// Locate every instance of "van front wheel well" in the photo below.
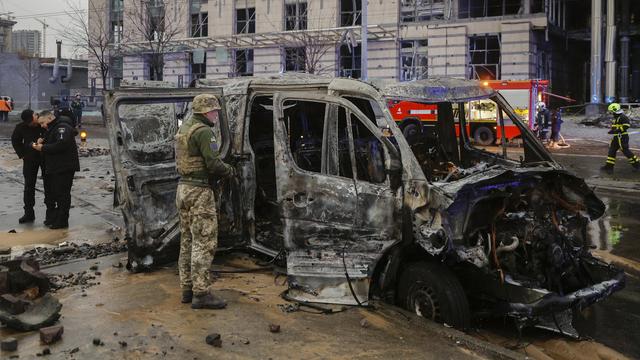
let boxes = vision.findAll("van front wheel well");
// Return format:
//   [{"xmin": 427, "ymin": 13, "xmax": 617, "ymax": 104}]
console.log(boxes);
[{"xmin": 396, "ymin": 261, "xmax": 471, "ymax": 330}]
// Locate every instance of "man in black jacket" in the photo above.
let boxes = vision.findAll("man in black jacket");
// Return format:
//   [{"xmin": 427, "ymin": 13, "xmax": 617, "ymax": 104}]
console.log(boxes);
[
  {"xmin": 32, "ymin": 110, "xmax": 80, "ymax": 229},
  {"xmin": 11, "ymin": 109, "xmax": 53, "ymax": 224}
]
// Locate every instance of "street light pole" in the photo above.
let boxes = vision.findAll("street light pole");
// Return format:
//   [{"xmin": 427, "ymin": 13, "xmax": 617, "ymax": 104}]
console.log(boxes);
[{"xmin": 361, "ymin": 0, "xmax": 368, "ymax": 80}]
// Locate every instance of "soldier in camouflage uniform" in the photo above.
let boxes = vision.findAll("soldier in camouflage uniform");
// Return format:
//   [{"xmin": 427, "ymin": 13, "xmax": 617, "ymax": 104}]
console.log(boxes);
[{"xmin": 175, "ymin": 94, "xmax": 234, "ymax": 309}]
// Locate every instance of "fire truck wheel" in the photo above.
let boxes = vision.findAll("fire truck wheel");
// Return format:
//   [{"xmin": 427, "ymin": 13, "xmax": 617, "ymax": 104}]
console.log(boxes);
[
  {"xmin": 402, "ymin": 122, "xmax": 421, "ymax": 145},
  {"xmin": 474, "ymin": 126, "xmax": 495, "ymax": 146}
]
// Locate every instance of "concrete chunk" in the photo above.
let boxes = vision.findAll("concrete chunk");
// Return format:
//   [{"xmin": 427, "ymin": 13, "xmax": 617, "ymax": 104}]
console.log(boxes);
[
  {"xmin": 39, "ymin": 325, "xmax": 64, "ymax": 344},
  {"xmin": 1, "ymin": 337, "xmax": 18, "ymax": 351}
]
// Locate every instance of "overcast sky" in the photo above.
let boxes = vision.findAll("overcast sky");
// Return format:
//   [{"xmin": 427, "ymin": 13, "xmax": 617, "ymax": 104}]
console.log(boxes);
[{"xmin": 1, "ymin": 0, "xmax": 87, "ymax": 58}]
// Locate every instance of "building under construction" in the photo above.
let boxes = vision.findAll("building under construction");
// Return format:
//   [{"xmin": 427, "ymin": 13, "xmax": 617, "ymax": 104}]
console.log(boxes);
[{"xmin": 89, "ymin": 0, "xmax": 640, "ymax": 105}]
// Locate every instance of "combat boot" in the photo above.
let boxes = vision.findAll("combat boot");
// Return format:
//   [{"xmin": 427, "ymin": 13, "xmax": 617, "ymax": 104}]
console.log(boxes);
[
  {"xmin": 600, "ymin": 164, "xmax": 614, "ymax": 175},
  {"xmin": 18, "ymin": 209, "xmax": 35, "ymax": 224},
  {"xmin": 44, "ymin": 208, "xmax": 55, "ymax": 226},
  {"xmin": 181, "ymin": 289, "xmax": 193, "ymax": 304},
  {"xmin": 191, "ymin": 291, "xmax": 227, "ymax": 309},
  {"xmin": 633, "ymin": 162, "xmax": 640, "ymax": 172}
]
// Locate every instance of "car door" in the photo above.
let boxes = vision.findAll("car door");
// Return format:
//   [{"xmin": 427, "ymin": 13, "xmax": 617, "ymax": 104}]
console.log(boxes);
[
  {"xmin": 104, "ymin": 87, "xmax": 237, "ymax": 271},
  {"xmin": 272, "ymin": 92, "xmax": 400, "ymax": 305}
]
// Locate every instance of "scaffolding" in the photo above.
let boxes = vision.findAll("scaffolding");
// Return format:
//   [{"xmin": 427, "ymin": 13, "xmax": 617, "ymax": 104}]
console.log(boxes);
[{"xmin": 114, "ymin": 24, "xmax": 397, "ymax": 55}]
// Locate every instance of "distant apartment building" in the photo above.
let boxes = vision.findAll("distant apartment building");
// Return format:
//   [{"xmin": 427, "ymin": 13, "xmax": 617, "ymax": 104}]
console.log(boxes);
[
  {"xmin": 0, "ymin": 17, "xmax": 17, "ymax": 53},
  {"xmin": 12, "ymin": 30, "xmax": 42, "ymax": 57},
  {"xmin": 88, "ymin": 0, "xmax": 640, "ymax": 103}
]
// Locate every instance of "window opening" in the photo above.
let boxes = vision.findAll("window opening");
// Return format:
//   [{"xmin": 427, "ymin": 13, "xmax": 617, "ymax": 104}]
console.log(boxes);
[
  {"xmin": 340, "ymin": 0, "xmax": 362, "ymax": 26},
  {"xmin": 351, "ymin": 114, "xmax": 386, "ymax": 183},
  {"xmin": 234, "ymin": 49, "xmax": 254, "ymax": 76},
  {"xmin": 284, "ymin": 47, "xmax": 306, "ymax": 72},
  {"xmin": 339, "ymin": 44, "xmax": 361, "ymax": 78},
  {"xmin": 468, "ymin": 35, "xmax": 500, "ymax": 80},
  {"xmin": 235, "ymin": 2, "xmax": 256, "ymax": 34},
  {"xmin": 283, "ymin": 100, "xmax": 327, "ymax": 173},
  {"xmin": 400, "ymin": 0, "xmax": 445, "ymax": 22},
  {"xmin": 190, "ymin": 51, "xmax": 207, "ymax": 81},
  {"xmin": 400, "ymin": 40, "xmax": 428, "ymax": 81},
  {"xmin": 285, "ymin": 1, "xmax": 307, "ymax": 30},
  {"xmin": 459, "ymin": 0, "xmax": 523, "ymax": 18}
]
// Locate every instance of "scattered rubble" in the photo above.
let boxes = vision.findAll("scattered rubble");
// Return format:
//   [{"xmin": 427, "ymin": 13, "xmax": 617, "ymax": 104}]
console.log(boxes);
[
  {"xmin": 1, "ymin": 337, "xmax": 18, "ymax": 351},
  {"xmin": 205, "ymin": 333, "xmax": 222, "ymax": 347},
  {"xmin": 360, "ymin": 318, "xmax": 370, "ymax": 328},
  {"xmin": 268, "ymin": 324, "xmax": 281, "ymax": 333},
  {"xmin": 39, "ymin": 325, "xmax": 64, "ymax": 344},
  {"xmin": 92, "ymin": 338, "xmax": 104, "ymax": 346},
  {"xmin": 49, "ymin": 271, "xmax": 99, "ymax": 291},
  {"xmin": 22, "ymin": 242, "xmax": 127, "ymax": 265},
  {"xmin": 78, "ymin": 147, "xmax": 111, "ymax": 157},
  {"xmin": 579, "ymin": 112, "xmax": 640, "ymax": 128},
  {"xmin": 0, "ymin": 260, "xmax": 62, "ymax": 331}
]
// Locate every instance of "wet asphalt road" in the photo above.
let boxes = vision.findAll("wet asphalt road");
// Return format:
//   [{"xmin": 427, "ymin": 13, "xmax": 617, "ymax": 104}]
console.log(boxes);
[
  {"xmin": 554, "ymin": 153, "xmax": 640, "ymax": 359},
  {"xmin": 2, "ymin": 119, "xmax": 640, "ymax": 358}
]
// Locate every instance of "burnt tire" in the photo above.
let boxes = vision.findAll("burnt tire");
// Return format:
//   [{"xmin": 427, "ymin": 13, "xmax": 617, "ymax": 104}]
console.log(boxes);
[
  {"xmin": 397, "ymin": 262, "xmax": 471, "ymax": 330},
  {"xmin": 473, "ymin": 126, "xmax": 494, "ymax": 146},
  {"xmin": 402, "ymin": 122, "xmax": 421, "ymax": 146}
]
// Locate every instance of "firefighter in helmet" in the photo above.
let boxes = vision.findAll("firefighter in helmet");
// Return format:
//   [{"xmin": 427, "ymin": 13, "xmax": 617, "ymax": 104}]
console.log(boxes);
[{"xmin": 601, "ymin": 103, "xmax": 639, "ymax": 174}]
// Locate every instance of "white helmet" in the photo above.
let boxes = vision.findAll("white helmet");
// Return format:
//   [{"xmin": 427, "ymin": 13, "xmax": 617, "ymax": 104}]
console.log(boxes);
[{"xmin": 537, "ymin": 101, "xmax": 546, "ymax": 110}]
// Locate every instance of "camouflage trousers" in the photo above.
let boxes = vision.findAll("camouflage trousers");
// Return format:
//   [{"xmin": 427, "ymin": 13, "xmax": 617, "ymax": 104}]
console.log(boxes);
[{"xmin": 176, "ymin": 183, "xmax": 218, "ymax": 296}]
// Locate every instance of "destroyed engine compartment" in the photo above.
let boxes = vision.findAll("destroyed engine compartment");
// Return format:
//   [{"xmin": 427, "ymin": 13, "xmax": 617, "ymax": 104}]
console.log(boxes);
[{"xmin": 434, "ymin": 168, "xmax": 625, "ymax": 322}]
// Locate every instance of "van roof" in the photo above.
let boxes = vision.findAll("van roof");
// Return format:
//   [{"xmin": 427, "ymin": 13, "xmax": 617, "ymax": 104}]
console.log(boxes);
[{"xmin": 195, "ymin": 74, "xmax": 495, "ymax": 103}]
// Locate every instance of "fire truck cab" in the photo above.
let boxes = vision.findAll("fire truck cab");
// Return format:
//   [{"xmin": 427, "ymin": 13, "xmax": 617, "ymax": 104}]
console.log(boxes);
[{"xmin": 389, "ymin": 79, "xmax": 548, "ymax": 146}]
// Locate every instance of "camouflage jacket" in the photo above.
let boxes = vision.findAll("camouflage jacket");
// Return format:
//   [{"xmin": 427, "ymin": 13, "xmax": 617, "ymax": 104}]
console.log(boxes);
[{"xmin": 176, "ymin": 113, "xmax": 233, "ymax": 187}]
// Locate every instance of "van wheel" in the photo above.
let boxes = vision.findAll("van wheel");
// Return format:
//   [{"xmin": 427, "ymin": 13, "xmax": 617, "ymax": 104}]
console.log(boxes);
[
  {"xmin": 474, "ymin": 126, "xmax": 494, "ymax": 146},
  {"xmin": 402, "ymin": 122, "xmax": 421, "ymax": 145},
  {"xmin": 397, "ymin": 262, "xmax": 471, "ymax": 330}
]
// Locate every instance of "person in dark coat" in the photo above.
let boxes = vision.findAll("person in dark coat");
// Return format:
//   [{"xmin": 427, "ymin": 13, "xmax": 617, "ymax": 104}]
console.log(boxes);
[
  {"xmin": 11, "ymin": 109, "xmax": 54, "ymax": 223},
  {"xmin": 70, "ymin": 93, "xmax": 84, "ymax": 128},
  {"xmin": 32, "ymin": 110, "xmax": 80, "ymax": 229}
]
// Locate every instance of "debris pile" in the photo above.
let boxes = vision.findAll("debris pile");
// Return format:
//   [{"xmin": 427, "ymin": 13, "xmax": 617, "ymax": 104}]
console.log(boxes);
[
  {"xmin": 78, "ymin": 147, "xmax": 111, "ymax": 157},
  {"xmin": 22, "ymin": 242, "xmax": 127, "ymax": 265},
  {"xmin": 579, "ymin": 113, "xmax": 640, "ymax": 128},
  {"xmin": 0, "ymin": 259, "xmax": 62, "ymax": 331},
  {"xmin": 48, "ymin": 270, "xmax": 99, "ymax": 291}
]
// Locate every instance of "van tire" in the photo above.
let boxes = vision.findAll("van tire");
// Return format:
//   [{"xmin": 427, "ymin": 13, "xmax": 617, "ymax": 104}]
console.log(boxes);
[
  {"xmin": 473, "ymin": 126, "xmax": 494, "ymax": 146},
  {"xmin": 402, "ymin": 122, "xmax": 421, "ymax": 145},
  {"xmin": 397, "ymin": 262, "xmax": 471, "ymax": 330}
]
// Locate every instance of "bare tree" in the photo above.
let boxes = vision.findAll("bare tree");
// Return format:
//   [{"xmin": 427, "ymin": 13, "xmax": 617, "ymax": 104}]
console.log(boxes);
[
  {"xmin": 261, "ymin": 5, "xmax": 339, "ymax": 75},
  {"xmin": 62, "ymin": 0, "xmax": 112, "ymax": 90},
  {"xmin": 284, "ymin": 30, "xmax": 336, "ymax": 75},
  {"xmin": 14, "ymin": 53, "xmax": 40, "ymax": 109},
  {"xmin": 125, "ymin": 0, "xmax": 185, "ymax": 81}
]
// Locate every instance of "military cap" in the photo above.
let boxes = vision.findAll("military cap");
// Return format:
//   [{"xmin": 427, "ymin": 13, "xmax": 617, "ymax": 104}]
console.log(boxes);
[{"xmin": 192, "ymin": 94, "xmax": 221, "ymax": 114}]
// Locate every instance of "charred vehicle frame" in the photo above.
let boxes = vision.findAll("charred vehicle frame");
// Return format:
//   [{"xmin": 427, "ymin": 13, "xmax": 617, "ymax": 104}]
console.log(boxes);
[{"xmin": 104, "ymin": 75, "xmax": 624, "ymax": 335}]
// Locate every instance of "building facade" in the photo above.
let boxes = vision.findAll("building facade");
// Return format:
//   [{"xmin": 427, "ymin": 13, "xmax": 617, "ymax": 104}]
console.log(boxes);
[
  {"xmin": 0, "ymin": 17, "xmax": 17, "ymax": 53},
  {"xmin": 12, "ymin": 30, "xmax": 42, "ymax": 57},
  {"xmin": 88, "ymin": 0, "xmax": 640, "ymax": 103}
]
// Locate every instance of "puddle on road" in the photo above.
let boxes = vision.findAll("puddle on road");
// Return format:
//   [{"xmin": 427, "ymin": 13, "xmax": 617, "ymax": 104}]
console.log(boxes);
[
  {"xmin": 576, "ymin": 192, "xmax": 640, "ymax": 359},
  {"xmin": 588, "ymin": 193, "xmax": 640, "ymax": 263}
]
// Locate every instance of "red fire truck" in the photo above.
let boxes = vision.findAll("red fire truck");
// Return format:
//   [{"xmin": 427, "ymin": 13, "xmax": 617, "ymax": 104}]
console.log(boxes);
[{"xmin": 389, "ymin": 80, "xmax": 549, "ymax": 145}]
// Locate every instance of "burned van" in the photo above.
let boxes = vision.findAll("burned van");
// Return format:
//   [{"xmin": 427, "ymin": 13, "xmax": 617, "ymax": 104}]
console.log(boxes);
[{"xmin": 105, "ymin": 75, "xmax": 623, "ymax": 334}]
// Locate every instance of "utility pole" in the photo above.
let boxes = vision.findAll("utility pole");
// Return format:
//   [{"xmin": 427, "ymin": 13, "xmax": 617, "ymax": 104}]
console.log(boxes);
[
  {"xmin": 361, "ymin": 0, "xmax": 368, "ymax": 80},
  {"xmin": 588, "ymin": 0, "xmax": 603, "ymax": 115},
  {"xmin": 604, "ymin": 0, "xmax": 616, "ymax": 104},
  {"xmin": 35, "ymin": 19, "xmax": 49, "ymax": 57}
]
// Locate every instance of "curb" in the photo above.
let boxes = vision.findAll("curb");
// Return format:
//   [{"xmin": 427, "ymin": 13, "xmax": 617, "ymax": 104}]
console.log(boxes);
[{"xmin": 372, "ymin": 304, "xmax": 526, "ymax": 360}]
